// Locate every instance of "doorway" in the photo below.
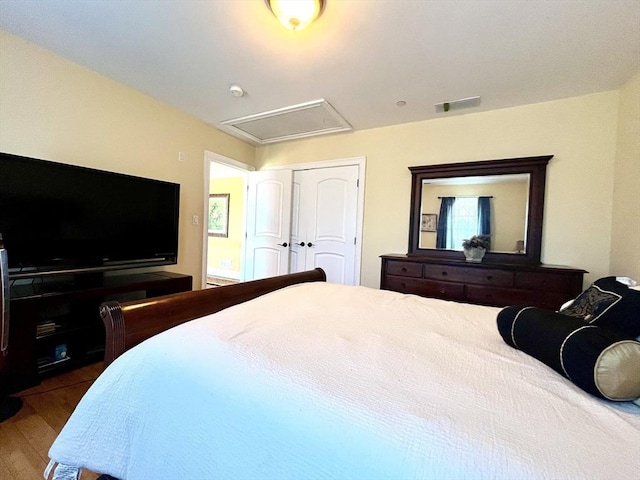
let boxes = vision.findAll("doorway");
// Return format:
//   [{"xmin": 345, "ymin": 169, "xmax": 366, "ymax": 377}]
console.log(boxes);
[{"xmin": 203, "ymin": 152, "xmax": 253, "ymax": 288}]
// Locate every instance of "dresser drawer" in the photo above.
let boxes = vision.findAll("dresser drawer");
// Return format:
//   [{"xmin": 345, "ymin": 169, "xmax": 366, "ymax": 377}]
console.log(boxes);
[
  {"xmin": 423, "ymin": 264, "xmax": 514, "ymax": 287},
  {"xmin": 466, "ymin": 285, "xmax": 577, "ymax": 309},
  {"xmin": 465, "ymin": 285, "xmax": 535, "ymax": 307},
  {"xmin": 385, "ymin": 260, "xmax": 423, "ymax": 278},
  {"xmin": 383, "ymin": 276, "xmax": 465, "ymax": 301},
  {"xmin": 514, "ymin": 271, "xmax": 581, "ymax": 293}
]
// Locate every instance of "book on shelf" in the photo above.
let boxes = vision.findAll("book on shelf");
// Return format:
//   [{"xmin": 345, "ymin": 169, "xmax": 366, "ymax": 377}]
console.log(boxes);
[{"xmin": 36, "ymin": 321, "xmax": 58, "ymax": 336}]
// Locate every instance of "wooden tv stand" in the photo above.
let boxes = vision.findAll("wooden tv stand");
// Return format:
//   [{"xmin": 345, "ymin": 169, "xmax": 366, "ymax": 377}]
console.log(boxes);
[{"xmin": 4, "ymin": 271, "xmax": 192, "ymax": 394}]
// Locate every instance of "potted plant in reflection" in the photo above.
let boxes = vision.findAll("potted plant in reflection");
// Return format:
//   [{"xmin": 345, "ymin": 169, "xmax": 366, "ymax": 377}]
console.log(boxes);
[{"xmin": 462, "ymin": 235, "xmax": 490, "ymax": 263}]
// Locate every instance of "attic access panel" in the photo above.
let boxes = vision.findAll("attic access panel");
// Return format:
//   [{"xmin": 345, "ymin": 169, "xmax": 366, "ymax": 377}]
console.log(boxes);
[{"xmin": 221, "ymin": 99, "xmax": 352, "ymax": 145}]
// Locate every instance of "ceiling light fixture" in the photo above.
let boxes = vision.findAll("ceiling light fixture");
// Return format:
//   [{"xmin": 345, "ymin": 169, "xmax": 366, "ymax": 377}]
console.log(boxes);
[{"xmin": 265, "ymin": 0, "xmax": 325, "ymax": 31}]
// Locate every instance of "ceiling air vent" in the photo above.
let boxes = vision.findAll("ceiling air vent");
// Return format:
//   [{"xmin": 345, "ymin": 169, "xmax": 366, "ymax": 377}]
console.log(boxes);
[
  {"xmin": 435, "ymin": 96, "xmax": 481, "ymax": 113},
  {"xmin": 221, "ymin": 99, "xmax": 352, "ymax": 145}
]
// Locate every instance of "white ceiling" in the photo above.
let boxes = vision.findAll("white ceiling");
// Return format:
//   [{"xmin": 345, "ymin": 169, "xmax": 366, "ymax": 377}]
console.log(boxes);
[{"xmin": 1, "ymin": 0, "xmax": 639, "ymax": 145}]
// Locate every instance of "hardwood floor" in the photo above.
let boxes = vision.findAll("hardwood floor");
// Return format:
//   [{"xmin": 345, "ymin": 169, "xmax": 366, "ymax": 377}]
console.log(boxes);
[{"xmin": 0, "ymin": 363, "xmax": 103, "ymax": 480}]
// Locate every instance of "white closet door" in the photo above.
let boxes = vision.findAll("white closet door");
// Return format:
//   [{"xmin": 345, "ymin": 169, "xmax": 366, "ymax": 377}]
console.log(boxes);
[
  {"xmin": 244, "ymin": 170, "xmax": 292, "ymax": 281},
  {"xmin": 289, "ymin": 177, "xmax": 303, "ymax": 274},
  {"xmin": 292, "ymin": 165, "xmax": 359, "ymax": 285}
]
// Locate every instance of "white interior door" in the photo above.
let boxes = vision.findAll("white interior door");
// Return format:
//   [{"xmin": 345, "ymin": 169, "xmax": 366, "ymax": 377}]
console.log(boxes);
[
  {"xmin": 289, "ymin": 178, "xmax": 303, "ymax": 274},
  {"xmin": 244, "ymin": 170, "xmax": 292, "ymax": 281},
  {"xmin": 291, "ymin": 166, "xmax": 359, "ymax": 285}
]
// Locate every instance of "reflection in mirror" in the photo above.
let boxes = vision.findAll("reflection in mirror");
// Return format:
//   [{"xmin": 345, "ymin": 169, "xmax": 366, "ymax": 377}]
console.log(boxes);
[
  {"xmin": 408, "ymin": 156, "xmax": 552, "ymax": 265},
  {"xmin": 419, "ymin": 174, "xmax": 530, "ymax": 253}
]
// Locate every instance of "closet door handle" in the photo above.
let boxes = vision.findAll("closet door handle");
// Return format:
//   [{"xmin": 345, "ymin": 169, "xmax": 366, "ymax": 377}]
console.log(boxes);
[
  {"xmin": 297, "ymin": 242, "xmax": 306, "ymax": 247},
  {"xmin": 277, "ymin": 242, "xmax": 288, "ymax": 248},
  {"xmin": 307, "ymin": 242, "xmax": 314, "ymax": 247}
]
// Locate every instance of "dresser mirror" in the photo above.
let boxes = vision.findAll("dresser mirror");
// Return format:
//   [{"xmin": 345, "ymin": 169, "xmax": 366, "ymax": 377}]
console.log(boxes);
[{"xmin": 408, "ymin": 156, "xmax": 552, "ymax": 264}]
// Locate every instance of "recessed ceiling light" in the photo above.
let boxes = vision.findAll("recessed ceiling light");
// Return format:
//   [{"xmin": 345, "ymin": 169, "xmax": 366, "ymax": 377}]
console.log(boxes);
[{"xmin": 396, "ymin": 100, "xmax": 407, "ymax": 107}]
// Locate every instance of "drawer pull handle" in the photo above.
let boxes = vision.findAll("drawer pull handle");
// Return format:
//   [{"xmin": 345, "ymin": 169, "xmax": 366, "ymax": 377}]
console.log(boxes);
[
  {"xmin": 401, "ymin": 267, "xmax": 407, "ymax": 272},
  {"xmin": 487, "ymin": 275, "xmax": 493, "ymax": 281},
  {"xmin": 439, "ymin": 288, "xmax": 445, "ymax": 294},
  {"xmin": 441, "ymin": 271, "xmax": 448, "ymax": 276},
  {"xmin": 400, "ymin": 283, "xmax": 406, "ymax": 288}
]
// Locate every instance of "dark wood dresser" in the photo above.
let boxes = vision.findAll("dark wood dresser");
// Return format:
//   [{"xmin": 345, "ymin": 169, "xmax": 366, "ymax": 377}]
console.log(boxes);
[{"xmin": 380, "ymin": 255, "xmax": 586, "ymax": 310}]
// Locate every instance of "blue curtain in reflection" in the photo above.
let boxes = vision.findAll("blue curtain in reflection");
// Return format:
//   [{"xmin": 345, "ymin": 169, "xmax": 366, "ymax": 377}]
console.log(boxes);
[
  {"xmin": 436, "ymin": 197, "xmax": 455, "ymax": 248},
  {"xmin": 477, "ymin": 196, "xmax": 491, "ymax": 247}
]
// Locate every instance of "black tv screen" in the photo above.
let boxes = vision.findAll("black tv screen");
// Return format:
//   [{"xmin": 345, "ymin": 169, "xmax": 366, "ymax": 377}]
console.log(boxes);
[{"xmin": 0, "ymin": 152, "xmax": 180, "ymax": 278}]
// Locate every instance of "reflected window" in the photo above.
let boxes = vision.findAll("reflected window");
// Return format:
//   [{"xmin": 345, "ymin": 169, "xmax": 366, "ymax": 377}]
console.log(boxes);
[
  {"xmin": 436, "ymin": 196, "xmax": 491, "ymax": 250},
  {"xmin": 451, "ymin": 197, "xmax": 478, "ymax": 249}
]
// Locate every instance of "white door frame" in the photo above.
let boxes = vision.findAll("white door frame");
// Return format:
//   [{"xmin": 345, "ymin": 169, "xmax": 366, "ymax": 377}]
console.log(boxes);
[
  {"xmin": 264, "ymin": 156, "xmax": 366, "ymax": 285},
  {"xmin": 203, "ymin": 151, "xmax": 254, "ymax": 289}
]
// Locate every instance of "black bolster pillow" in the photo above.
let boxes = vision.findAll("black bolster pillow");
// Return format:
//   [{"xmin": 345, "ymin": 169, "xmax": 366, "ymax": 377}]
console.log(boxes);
[{"xmin": 497, "ymin": 306, "xmax": 640, "ymax": 401}]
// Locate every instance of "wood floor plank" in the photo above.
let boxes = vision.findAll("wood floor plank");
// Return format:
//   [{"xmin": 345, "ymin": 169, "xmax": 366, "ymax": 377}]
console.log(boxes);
[
  {"xmin": 13, "ymin": 403, "xmax": 60, "ymax": 462},
  {"xmin": 0, "ymin": 362, "xmax": 103, "ymax": 480},
  {"xmin": 0, "ymin": 421, "xmax": 45, "ymax": 479},
  {"xmin": 54, "ymin": 380, "xmax": 95, "ymax": 409},
  {"xmin": 22, "ymin": 391, "xmax": 72, "ymax": 434},
  {"xmin": 0, "ymin": 454, "xmax": 19, "ymax": 480},
  {"xmin": 18, "ymin": 363, "xmax": 103, "ymax": 397}
]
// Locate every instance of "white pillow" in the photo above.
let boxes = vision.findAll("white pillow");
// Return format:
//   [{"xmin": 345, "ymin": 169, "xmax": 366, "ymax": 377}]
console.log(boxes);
[
  {"xmin": 616, "ymin": 276, "xmax": 638, "ymax": 287},
  {"xmin": 559, "ymin": 298, "xmax": 574, "ymax": 311}
]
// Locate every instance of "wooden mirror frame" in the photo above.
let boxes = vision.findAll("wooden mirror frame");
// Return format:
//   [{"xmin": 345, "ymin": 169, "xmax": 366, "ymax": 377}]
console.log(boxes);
[{"xmin": 408, "ymin": 155, "xmax": 552, "ymax": 265}]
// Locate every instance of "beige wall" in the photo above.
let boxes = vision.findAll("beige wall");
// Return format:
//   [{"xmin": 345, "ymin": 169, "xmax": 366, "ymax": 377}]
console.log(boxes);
[
  {"xmin": 3, "ymin": 29, "xmax": 635, "ymax": 291},
  {"xmin": 610, "ymin": 72, "xmax": 640, "ymax": 281},
  {"xmin": 257, "ymin": 92, "xmax": 620, "ymax": 288},
  {"xmin": 0, "ymin": 31, "xmax": 256, "ymax": 289},
  {"xmin": 207, "ymin": 176, "xmax": 244, "ymax": 278}
]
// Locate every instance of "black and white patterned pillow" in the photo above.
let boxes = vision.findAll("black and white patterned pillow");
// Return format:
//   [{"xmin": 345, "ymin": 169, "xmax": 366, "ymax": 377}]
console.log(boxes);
[{"xmin": 560, "ymin": 277, "xmax": 640, "ymax": 338}]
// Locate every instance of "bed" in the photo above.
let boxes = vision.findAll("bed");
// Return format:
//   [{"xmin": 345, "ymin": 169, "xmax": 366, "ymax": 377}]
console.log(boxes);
[{"xmin": 46, "ymin": 269, "xmax": 640, "ymax": 480}]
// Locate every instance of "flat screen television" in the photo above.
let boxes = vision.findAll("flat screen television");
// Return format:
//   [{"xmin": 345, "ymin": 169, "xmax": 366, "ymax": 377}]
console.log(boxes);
[{"xmin": 0, "ymin": 152, "xmax": 180, "ymax": 279}]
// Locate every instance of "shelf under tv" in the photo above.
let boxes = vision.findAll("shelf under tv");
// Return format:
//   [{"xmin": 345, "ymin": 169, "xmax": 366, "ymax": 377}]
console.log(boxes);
[{"xmin": 5, "ymin": 271, "xmax": 193, "ymax": 394}]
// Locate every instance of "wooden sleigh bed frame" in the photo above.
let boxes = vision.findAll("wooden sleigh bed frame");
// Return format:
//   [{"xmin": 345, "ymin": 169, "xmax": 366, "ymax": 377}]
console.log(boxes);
[{"xmin": 99, "ymin": 268, "xmax": 327, "ymax": 366}]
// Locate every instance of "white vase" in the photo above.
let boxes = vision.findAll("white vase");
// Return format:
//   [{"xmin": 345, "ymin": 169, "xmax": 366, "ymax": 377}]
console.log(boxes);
[{"xmin": 463, "ymin": 247, "xmax": 486, "ymax": 263}]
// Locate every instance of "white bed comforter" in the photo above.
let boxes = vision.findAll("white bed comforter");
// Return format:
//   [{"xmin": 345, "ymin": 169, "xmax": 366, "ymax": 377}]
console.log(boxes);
[{"xmin": 48, "ymin": 283, "xmax": 640, "ymax": 480}]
